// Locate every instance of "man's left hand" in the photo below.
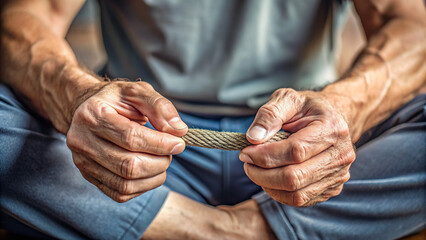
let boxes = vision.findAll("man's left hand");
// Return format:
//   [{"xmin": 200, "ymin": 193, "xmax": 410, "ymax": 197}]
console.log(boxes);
[{"xmin": 240, "ymin": 88, "xmax": 356, "ymax": 207}]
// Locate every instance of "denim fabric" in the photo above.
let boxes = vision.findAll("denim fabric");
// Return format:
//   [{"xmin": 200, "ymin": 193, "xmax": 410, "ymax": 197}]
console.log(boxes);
[
  {"xmin": 254, "ymin": 94, "xmax": 426, "ymax": 240},
  {"xmin": 1, "ymin": 83, "xmax": 425, "ymax": 239},
  {"xmin": 0, "ymin": 84, "xmax": 169, "ymax": 239}
]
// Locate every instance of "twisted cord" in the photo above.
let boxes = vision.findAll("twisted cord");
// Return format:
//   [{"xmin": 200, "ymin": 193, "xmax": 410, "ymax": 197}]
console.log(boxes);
[{"xmin": 182, "ymin": 128, "xmax": 290, "ymax": 151}]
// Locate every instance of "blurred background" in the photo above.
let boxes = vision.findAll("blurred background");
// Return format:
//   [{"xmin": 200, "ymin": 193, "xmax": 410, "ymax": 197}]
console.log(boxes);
[
  {"xmin": 66, "ymin": 0, "xmax": 106, "ymax": 72},
  {"xmin": 65, "ymin": 0, "xmax": 365, "ymax": 77}
]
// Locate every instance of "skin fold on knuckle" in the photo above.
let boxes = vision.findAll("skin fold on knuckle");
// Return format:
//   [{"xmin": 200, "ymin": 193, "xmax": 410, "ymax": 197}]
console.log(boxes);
[
  {"xmin": 73, "ymin": 157, "xmax": 86, "ymax": 171},
  {"xmin": 137, "ymin": 81, "xmax": 154, "ymax": 92},
  {"xmin": 285, "ymin": 166, "xmax": 305, "ymax": 191},
  {"xmin": 112, "ymin": 174, "xmax": 134, "ymax": 195},
  {"xmin": 290, "ymin": 140, "xmax": 306, "ymax": 163},
  {"xmin": 121, "ymin": 81, "xmax": 153, "ymax": 97},
  {"xmin": 149, "ymin": 95, "xmax": 174, "ymax": 120},
  {"xmin": 154, "ymin": 135, "xmax": 171, "ymax": 154},
  {"xmin": 139, "ymin": 155, "xmax": 169, "ymax": 178},
  {"xmin": 250, "ymin": 150, "xmax": 276, "ymax": 168},
  {"xmin": 272, "ymin": 88, "xmax": 305, "ymax": 109},
  {"xmin": 121, "ymin": 126, "xmax": 140, "ymax": 151},
  {"xmin": 142, "ymin": 130, "xmax": 177, "ymax": 155},
  {"xmin": 244, "ymin": 163, "xmax": 265, "ymax": 187},
  {"xmin": 340, "ymin": 171, "xmax": 351, "ymax": 184},
  {"xmin": 119, "ymin": 179, "xmax": 133, "ymax": 195},
  {"xmin": 142, "ymin": 172, "xmax": 167, "ymax": 192},
  {"xmin": 329, "ymin": 186, "xmax": 344, "ymax": 197},
  {"xmin": 330, "ymin": 113, "xmax": 350, "ymax": 140},
  {"xmin": 264, "ymin": 188, "xmax": 287, "ymax": 205},
  {"xmin": 335, "ymin": 146, "xmax": 356, "ymax": 167},
  {"xmin": 66, "ymin": 130, "xmax": 81, "ymax": 152},
  {"xmin": 258, "ymin": 103, "xmax": 281, "ymax": 123},
  {"xmin": 243, "ymin": 163, "xmax": 253, "ymax": 181},
  {"xmin": 66, "ymin": 132, "xmax": 97, "ymax": 158},
  {"xmin": 113, "ymin": 191, "xmax": 132, "ymax": 203},
  {"xmin": 120, "ymin": 155, "xmax": 136, "ymax": 179},
  {"xmin": 292, "ymin": 191, "xmax": 310, "ymax": 207},
  {"xmin": 85, "ymin": 99, "xmax": 112, "ymax": 129},
  {"xmin": 154, "ymin": 98, "xmax": 175, "ymax": 119}
]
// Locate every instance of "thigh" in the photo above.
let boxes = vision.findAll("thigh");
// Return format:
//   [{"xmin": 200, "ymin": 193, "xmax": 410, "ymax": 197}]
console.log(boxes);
[{"xmin": 0, "ymin": 84, "xmax": 171, "ymax": 239}]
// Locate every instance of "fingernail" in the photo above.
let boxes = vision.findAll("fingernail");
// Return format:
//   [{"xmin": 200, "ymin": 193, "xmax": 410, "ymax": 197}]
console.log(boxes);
[
  {"xmin": 239, "ymin": 153, "xmax": 253, "ymax": 163},
  {"xmin": 171, "ymin": 143, "xmax": 185, "ymax": 155},
  {"xmin": 168, "ymin": 117, "xmax": 187, "ymax": 130},
  {"xmin": 247, "ymin": 125, "xmax": 267, "ymax": 140}
]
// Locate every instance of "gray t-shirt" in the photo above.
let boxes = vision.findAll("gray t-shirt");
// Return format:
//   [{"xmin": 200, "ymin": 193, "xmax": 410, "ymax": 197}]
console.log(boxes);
[{"xmin": 99, "ymin": 0, "xmax": 350, "ymax": 115}]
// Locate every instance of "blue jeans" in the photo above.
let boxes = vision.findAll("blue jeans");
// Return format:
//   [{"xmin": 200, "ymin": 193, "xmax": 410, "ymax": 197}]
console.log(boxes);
[{"xmin": 0, "ymin": 83, "xmax": 425, "ymax": 240}]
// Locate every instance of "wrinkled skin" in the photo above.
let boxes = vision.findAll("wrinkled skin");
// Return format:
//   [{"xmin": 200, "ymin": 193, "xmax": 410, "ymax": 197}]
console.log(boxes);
[
  {"xmin": 67, "ymin": 80, "xmax": 188, "ymax": 202},
  {"xmin": 241, "ymin": 89, "xmax": 355, "ymax": 206}
]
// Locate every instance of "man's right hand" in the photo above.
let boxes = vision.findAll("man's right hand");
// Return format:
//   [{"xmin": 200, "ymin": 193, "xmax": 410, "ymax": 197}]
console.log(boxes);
[{"xmin": 66, "ymin": 80, "xmax": 187, "ymax": 202}]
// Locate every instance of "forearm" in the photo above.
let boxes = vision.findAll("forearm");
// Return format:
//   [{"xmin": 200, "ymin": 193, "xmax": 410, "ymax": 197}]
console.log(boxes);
[
  {"xmin": 0, "ymin": 5, "xmax": 104, "ymax": 133},
  {"xmin": 322, "ymin": 17, "xmax": 426, "ymax": 141},
  {"xmin": 143, "ymin": 192, "xmax": 227, "ymax": 240},
  {"xmin": 143, "ymin": 192, "xmax": 275, "ymax": 240}
]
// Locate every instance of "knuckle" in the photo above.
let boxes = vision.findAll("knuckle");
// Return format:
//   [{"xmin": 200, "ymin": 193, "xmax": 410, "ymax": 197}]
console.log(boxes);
[
  {"xmin": 73, "ymin": 158, "xmax": 85, "ymax": 170},
  {"xmin": 335, "ymin": 170, "xmax": 351, "ymax": 185},
  {"xmin": 258, "ymin": 104, "xmax": 281, "ymax": 121},
  {"xmin": 114, "ymin": 193, "xmax": 131, "ymax": 203},
  {"xmin": 342, "ymin": 171, "xmax": 351, "ymax": 183},
  {"xmin": 273, "ymin": 88, "xmax": 296, "ymax": 98},
  {"xmin": 334, "ymin": 186, "xmax": 344, "ymax": 196},
  {"xmin": 290, "ymin": 141, "xmax": 306, "ymax": 163},
  {"xmin": 331, "ymin": 115, "xmax": 350, "ymax": 138},
  {"xmin": 256, "ymin": 154, "xmax": 275, "ymax": 168},
  {"xmin": 89, "ymin": 99, "xmax": 109, "ymax": 121},
  {"xmin": 120, "ymin": 156, "xmax": 136, "ymax": 179},
  {"xmin": 118, "ymin": 179, "xmax": 133, "ymax": 195},
  {"xmin": 286, "ymin": 167, "xmax": 304, "ymax": 191},
  {"xmin": 336, "ymin": 148, "xmax": 356, "ymax": 166},
  {"xmin": 121, "ymin": 127, "xmax": 139, "ymax": 150},
  {"xmin": 264, "ymin": 189, "xmax": 285, "ymax": 204},
  {"xmin": 142, "ymin": 172, "xmax": 167, "ymax": 192},
  {"xmin": 156, "ymin": 135, "xmax": 169, "ymax": 153},
  {"xmin": 272, "ymin": 88, "xmax": 286, "ymax": 97},
  {"xmin": 272, "ymin": 88, "xmax": 303, "ymax": 105},
  {"xmin": 347, "ymin": 148, "xmax": 356, "ymax": 164},
  {"xmin": 137, "ymin": 81, "xmax": 154, "ymax": 91},
  {"xmin": 122, "ymin": 81, "xmax": 153, "ymax": 96},
  {"xmin": 292, "ymin": 191, "xmax": 308, "ymax": 207},
  {"xmin": 326, "ymin": 186, "xmax": 343, "ymax": 199},
  {"xmin": 151, "ymin": 96, "xmax": 172, "ymax": 113},
  {"xmin": 158, "ymin": 172, "xmax": 167, "ymax": 186},
  {"xmin": 75, "ymin": 104, "xmax": 98, "ymax": 127},
  {"xmin": 66, "ymin": 131, "xmax": 79, "ymax": 150}
]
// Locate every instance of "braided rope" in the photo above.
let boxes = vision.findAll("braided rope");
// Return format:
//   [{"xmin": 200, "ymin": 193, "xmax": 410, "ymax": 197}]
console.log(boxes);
[{"xmin": 182, "ymin": 128, "xmax": 291, "ymax": 151}]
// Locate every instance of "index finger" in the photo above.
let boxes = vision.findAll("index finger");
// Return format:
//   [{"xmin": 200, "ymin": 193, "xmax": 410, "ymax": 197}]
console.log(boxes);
[
  {"xmin": 91, "ymin": 104, "xmax": 185, "ymax": 155},
  {"xmin": 240, "ymin": 121, "xmax": 335, "ymax": 168}
]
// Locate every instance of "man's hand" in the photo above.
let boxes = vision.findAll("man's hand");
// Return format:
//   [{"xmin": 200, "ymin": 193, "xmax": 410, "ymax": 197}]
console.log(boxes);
[
  {"xmin": 67, "ymin": 80, "xmax": 187, "ymax": 202},
  {"xmin": 240, "ymin": 89, "xmax": 355, "ymax": 207}
]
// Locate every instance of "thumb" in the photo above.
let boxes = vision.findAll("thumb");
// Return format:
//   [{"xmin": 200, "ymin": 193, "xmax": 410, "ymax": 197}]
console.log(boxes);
[
  {"xmin": 122, "ymin": 82, "xmax": 188, "ymax": 137},
  {"xmin": 247, "ymin": 89, "xmax": 302, "ymax": 144}
]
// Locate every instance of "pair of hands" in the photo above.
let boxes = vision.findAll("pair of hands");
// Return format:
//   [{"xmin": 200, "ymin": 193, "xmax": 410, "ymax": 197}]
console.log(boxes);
[{"xmin": 67, "ymin": 80, "xmax": 355, "ymax": 206}]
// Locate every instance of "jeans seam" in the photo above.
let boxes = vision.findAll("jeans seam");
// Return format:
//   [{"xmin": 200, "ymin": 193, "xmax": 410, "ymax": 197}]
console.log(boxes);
[{"xmin": 118, "ymin": 192, "xmax": 154, "ymax": 240}]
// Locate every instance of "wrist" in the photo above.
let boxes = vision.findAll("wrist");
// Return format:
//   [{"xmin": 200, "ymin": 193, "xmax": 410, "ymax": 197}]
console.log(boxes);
[
  {"xmin": 40, "ymin": 64, "xmax": 106, "ymax": 133},
  {"xmin": 320, "ymin": 82, "xmax": 366, "ymax": 142},
  {"xmin": 64, "ymin": 67, "xmax": 107, "ymax": 120}
]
